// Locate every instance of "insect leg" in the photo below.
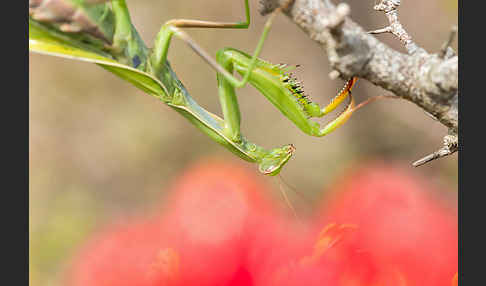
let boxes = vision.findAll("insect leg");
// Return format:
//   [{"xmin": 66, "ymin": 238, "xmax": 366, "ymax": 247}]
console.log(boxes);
[
  {"xmin": 164, "ymin": 0, "xmax": 250, "ymax": 29},
  {"xmin": 150, "ymin": 0, "xmax": 291, "ymax": 88},
  {"xmin": 320, "ymin": 77, "xmax": 358, "ymax": 116},
  {"xmin": 317, "ymin": 92, "xmax": 356, "ymax": 137},
  {"xmin": 317, "ymin": 92, "xmax": 396, "ymax": 137}
]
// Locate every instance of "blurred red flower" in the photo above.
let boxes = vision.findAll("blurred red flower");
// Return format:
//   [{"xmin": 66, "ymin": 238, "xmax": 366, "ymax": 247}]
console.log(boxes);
[
  {"xmin": 314, "ymin": 163, "xmax": 458, "ymax": 286},
  {"xmin": 64, "ymin": 160, "xmax": 457, "ymax": 286}
]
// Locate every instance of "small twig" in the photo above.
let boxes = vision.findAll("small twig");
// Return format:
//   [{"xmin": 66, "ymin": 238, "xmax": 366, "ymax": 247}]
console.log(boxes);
[
  {"xmin": 368, "ymin": 26, "xmax": 392, "ymax": 34},
  {"xmin": 368, "ymin": 0, "xmax": 421, "ymax": 55},
  {"xmin": 322, "ymin": 3, "xmax": 350, "ymax": 30},
  {"xmin": 423, "ymin": 110, "xmax": 438, "ymax": 121},
  {"xmin": 439, "ymin": 26, "xmax": 457, "ymax": 59},
  {"xmin": 412, "ymin": 135, "xmax": 458, "ymax": 167}
]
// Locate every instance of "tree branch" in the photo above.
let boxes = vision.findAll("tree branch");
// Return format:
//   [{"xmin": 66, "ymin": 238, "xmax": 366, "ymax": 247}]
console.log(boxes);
[
  {"xmin": 368, "ymin": 0, "xmax": 421, "ymax": 55},
  {"xmin": 259, "ymin": 0, "xmax": 458, "ymax": 166}
]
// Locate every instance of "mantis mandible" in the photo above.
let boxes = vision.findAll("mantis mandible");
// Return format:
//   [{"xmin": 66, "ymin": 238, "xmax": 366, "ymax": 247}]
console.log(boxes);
[{"xmin": 29, "ymin": 0, "xmax": 362, "ymax": 175}]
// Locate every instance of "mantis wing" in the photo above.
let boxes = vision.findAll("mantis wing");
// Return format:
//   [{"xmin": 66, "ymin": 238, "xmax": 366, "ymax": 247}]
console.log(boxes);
[{"xmin": 29, "ymin": 19, "xmax": 167, "ymax": 98}]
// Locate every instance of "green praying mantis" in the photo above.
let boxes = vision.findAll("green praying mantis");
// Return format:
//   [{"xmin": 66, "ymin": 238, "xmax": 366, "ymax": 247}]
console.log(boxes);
[{"xmin": 29, "ymin": 0, "xmax": 368, "ymax": 176}]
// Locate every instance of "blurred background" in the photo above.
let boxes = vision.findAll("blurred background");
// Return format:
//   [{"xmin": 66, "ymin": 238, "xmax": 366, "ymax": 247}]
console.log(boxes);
[{"xmin": 29, "ymin": 0, "xmax": 457, "ymax": 285}]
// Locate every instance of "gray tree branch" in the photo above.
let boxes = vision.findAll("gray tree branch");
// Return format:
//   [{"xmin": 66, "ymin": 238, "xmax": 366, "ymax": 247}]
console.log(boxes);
[{"xmin": 259, "ymin": 0, "xmax": 458, "ymax": 166}]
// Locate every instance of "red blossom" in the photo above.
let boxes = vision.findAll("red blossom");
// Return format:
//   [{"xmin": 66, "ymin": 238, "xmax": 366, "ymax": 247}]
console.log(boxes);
[
  {"xmin": 64, "ymin": 160, "xmax": 458, "ymax": 286},
  {"xmin": 316, "ymin": 163, "xmax": 458, "ymax": 286}
]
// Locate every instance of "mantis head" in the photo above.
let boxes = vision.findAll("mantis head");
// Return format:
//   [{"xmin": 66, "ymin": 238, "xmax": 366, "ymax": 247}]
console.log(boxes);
[{"xmin": 258, "ymin": 144, "xmax": 296, "ymax": 176}]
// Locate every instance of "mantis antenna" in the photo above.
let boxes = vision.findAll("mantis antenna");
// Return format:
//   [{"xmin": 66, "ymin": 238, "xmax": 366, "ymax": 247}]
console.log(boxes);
[{"xmin": 277, "ymin": 174, "xmax": 301, "ymax": 221}]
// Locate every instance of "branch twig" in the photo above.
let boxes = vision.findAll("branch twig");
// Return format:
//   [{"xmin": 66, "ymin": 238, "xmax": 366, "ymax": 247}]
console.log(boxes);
[
  {"xmin": 259, "ymin": 0, "xmax": 458, "ymax": 167},
  {"xmin": 439, "ymin": 26, "xmax": 457, "ymax": 59},
  {"xmin": 368, "ymin": 0, "xmax": 421, "ymax": 55},
  {"xmin": 412, "ymin": 135, "xmax": 458, "ymax": 167}
]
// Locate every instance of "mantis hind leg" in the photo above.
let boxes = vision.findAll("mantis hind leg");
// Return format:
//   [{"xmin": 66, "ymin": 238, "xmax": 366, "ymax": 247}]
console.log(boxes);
[
  {"xmin": 164, "ymin": 0, "xmax": 251, "ymax": 29},
  {"xmin": 150, "ymin": 0, "xmax": 293, "ymax": 88}
]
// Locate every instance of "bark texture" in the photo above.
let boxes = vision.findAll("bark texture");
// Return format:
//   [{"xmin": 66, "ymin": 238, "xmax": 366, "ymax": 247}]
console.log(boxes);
[{"xmin": 259, "ymin": 0, "xmax": 458, "ymax": 166}]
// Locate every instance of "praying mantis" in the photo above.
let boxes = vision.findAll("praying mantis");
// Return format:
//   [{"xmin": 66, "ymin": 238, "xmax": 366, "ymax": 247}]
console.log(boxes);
[{"xmin": 29, "ymin": 0, "xmax": 363, "ymax": 176}]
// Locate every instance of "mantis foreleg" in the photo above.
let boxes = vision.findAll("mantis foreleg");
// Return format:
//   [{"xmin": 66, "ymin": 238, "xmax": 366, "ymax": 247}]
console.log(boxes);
[{"xmin": 212, "ymin": 48, "xmax": 360, "ymax": 138}]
